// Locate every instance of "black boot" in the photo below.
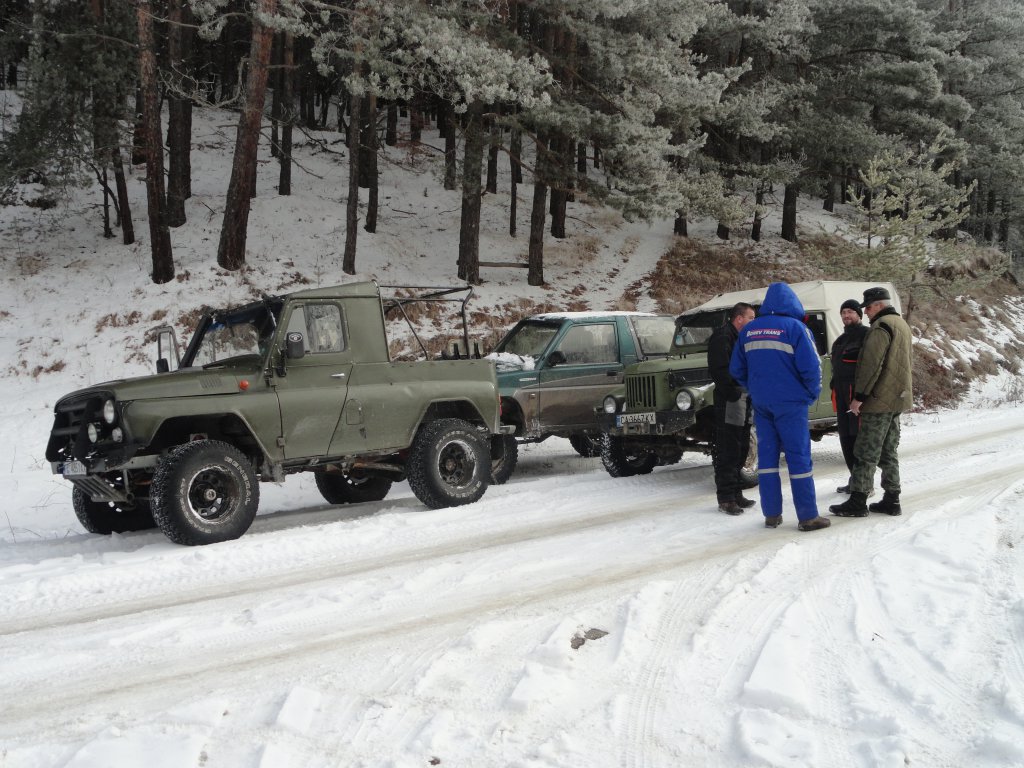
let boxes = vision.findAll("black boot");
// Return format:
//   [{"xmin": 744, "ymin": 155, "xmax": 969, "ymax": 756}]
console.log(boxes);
[
  {"xmin": 829, "ymin": 492, "xmax": 868, "ymax": 517},
  {"xmin": 718, "ymin": 500, "xmax": 744, "ymax": 515},
  {"xmin": 869, "ymin": 492, "xmax": 902, "ymax": 516},
  {"xmin": 735, "ymin": 493, "xmax": 757, "ymax": 509}
]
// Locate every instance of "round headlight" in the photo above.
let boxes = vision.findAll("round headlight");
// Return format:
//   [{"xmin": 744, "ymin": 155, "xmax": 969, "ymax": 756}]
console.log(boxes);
[
  {"xmin": 102, "ymin": 399, "xmax": 116, "ymax": 424},
  {"xmin": 675, "ymin": 390, "xmax": 693, "ymax": 411},
  {"xmin": 87, "ymin": 423, "xmax": 99, "ymax": 443},
  {"xmin": 603, "ymin": 395, "xmax": 619, "ymax": 414},
  {"xmin": 111, "ymin": 427, "xmax": 123, "ymax": 443}
]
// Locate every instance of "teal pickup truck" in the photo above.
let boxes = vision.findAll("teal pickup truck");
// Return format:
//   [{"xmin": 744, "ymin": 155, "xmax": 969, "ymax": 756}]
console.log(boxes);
[{"xmin": 486, "ymin": 311, "xmax": 677, "ymax": 481}]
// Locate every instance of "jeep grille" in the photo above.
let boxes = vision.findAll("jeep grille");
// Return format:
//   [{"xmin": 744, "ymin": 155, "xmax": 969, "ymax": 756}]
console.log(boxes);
[
  {"xmin": 45, "ymin": 393, "xmax": 109, "ymax": 462},
  {"xmin": 626, "ymin": 375, "xmax": 658, "ymax": 410}
]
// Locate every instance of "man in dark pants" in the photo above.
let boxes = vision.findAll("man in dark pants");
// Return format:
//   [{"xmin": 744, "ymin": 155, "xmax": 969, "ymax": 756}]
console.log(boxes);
[
  {"xmin": 831, "ymin": 299, "xmax": 868, "ymax": 493},
  {"xmin": 708, "ymin": 302, "xmax": 756, "ymax": 515},
  {"xmin": 830, "ymin": 286, "xmax": 913, "ymax": 518}
]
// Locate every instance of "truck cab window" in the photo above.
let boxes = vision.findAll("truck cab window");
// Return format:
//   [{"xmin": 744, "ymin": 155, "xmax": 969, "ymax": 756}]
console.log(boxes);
[{"xmin": 287, "ymin": 304, "xmax": 345, "ymax": 354}]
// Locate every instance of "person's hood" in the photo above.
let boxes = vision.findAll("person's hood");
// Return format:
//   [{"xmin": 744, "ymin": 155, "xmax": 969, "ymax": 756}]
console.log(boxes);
[{"xmin": 760, "ymin": 282, "xmax": 806, "ymax": 320}]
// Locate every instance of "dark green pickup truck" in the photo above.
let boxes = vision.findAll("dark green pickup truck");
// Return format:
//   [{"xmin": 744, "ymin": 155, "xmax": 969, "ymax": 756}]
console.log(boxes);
[{"xmin": 46, "ymin": 283, "xmax": 510, "ymax": 545}]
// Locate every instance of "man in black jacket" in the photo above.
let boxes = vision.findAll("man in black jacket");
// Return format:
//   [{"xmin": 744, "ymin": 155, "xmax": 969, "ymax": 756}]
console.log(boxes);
[
  {"xmin": 831, "ymin": 299, "xmax": 868, "ymax": 493},
  {"xmin": 708, "ymin": 302, "xmax": 756, "ymax": 514}
]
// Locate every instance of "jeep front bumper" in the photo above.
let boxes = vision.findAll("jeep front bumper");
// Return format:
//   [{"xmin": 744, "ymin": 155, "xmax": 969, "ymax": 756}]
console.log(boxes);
[{"xmin": 596, "ymin": 410, "xmax": 697, "ymax": 437}]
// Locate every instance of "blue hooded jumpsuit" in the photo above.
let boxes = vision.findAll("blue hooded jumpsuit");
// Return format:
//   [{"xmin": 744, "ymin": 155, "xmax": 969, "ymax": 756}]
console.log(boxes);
[{"xmin": 730, "ymin": 283, "xmax": 821, "ymax": 522}]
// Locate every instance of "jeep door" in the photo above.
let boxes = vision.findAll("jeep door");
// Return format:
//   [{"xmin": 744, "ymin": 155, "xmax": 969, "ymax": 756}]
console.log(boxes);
[
  {"xmin": 804, "ymin": 310, "xmax": 835, "ymax": 420},
  {"xmin": 272, "ymin": 300, "xmax": 352, "ymax": 459},
  {"xmin": 536, "ymin": 321, "xmax": 624, "ymax": 431}
]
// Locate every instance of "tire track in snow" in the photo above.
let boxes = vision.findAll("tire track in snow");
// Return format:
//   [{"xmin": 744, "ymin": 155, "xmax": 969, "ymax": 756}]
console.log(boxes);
[{"xmin": 2, "ymin": 411, "xmax": 1018, "ymax": 638}]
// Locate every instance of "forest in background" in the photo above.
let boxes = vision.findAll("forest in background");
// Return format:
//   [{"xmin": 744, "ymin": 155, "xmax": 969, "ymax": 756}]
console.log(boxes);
[{"xmin": 2, "ymin": 0, "xmax": 1024, "ymax": 295}]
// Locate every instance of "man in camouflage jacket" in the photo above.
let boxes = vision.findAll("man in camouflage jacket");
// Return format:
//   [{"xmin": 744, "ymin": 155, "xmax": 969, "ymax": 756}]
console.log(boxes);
[{"xmin": 829, "ymin": 286, "xmax": 913, "ymax": 517}]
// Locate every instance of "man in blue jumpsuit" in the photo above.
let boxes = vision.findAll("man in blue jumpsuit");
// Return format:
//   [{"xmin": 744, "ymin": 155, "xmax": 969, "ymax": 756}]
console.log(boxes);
[{"xmin": 730, "ymin": 282, "xmax": 831, "ymax": 532}]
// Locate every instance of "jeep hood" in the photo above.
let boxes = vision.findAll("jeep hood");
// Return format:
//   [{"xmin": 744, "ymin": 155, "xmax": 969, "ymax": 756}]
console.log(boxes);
[
  {"xmin": 626, "ymin": 355, "xmax": 707, "ymax": 375},
  {"xmin": 55, "ymin": 367, "xmax": 261, "ymax": 406}
]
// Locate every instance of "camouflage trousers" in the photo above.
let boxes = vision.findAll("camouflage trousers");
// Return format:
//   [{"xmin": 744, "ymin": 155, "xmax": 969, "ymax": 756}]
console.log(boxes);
[{"xmin": 850, "ymin": 412, "xmax": 901, "ymax": 495}]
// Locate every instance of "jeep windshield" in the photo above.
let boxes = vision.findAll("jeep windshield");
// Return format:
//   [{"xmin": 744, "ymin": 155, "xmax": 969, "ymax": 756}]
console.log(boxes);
[
  {"xmin": 489, "ymin": 319, "xmax": 561, "ymax": 370},
  {"xmin": 629, "ymin": 315, "xmax": 676, "ymax": 358},
  {"xmin": 182, "ymin": 298, "xmax": 284, "ymax": 368},
  {"xmin": 671, "ymin": 309, "xmax": 729, "ymax": 353}
]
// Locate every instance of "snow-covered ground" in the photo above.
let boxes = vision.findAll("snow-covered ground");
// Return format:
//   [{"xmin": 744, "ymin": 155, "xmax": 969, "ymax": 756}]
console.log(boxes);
[
  {"xmin": 2, "ymin": 95, "xmax": 1024, "ymax": 767},
  {"xmin": 3, "ymin": 406, "xmax": 1024, "ymax": 768}
]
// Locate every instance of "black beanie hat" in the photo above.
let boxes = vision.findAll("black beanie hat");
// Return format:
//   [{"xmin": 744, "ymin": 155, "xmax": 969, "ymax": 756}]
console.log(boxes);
[{"xmin": 840, "ymin": 299, "xmax": 863, "ymax": 318}]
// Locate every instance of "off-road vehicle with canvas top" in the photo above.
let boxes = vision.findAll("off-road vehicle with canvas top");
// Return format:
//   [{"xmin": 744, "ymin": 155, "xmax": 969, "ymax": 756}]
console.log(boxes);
[
  {"xmin": 595, "ymin": 280, "xmax": 900, "ymax": 477},
  {"xmin": 46, "ymin": 282, "xmax": 510, "ymax": 545}
]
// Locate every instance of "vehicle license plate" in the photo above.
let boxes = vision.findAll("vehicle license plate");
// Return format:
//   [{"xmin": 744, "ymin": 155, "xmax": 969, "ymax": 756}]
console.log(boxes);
[
  {"xmin": 62, "ymin": 460, "xmax": 87, "ymax": 477},
  {"xmin": 616, "ymin": 412, "xmax": 657, "ymax": 426}
]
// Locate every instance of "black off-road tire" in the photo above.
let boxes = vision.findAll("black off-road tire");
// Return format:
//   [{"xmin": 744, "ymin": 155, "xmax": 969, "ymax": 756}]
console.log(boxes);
[
  {"xmin": 72, "ymin": 486, "xmax": 155, "ymax": 534},
  {"xmin": 601, "ymin": 435, "xmax": 658, "ymax": 478},
  {"xmin": 407, "ymin": 419, "xmax": 489, "ymax": 509},
  {"xmin": 151, "ymin": 440, "xmax": 259, "ymax": 546},
  {"xmin": 660, "ymin": 450, "xmax": 684, "ymax": 466},
  {"xmin": 568, "ymin": 433, "xmax": 602, "ymax": 458},
  {"xmin": 489, "ymin": 434, "xmax": 519, "ymax": 485},
  {"xmin": 315, "ymin": 471, "xmax": 392, "ymax": 504}
]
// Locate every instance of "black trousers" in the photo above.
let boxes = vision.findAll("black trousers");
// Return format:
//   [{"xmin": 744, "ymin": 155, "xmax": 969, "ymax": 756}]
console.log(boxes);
[
  {"xmin": 833, "ymin": 382, "xmax": 859, "ymax": 473},
  {"xmin": 713, "ymin": 397, "xmax": 752, "ymax": 501}
]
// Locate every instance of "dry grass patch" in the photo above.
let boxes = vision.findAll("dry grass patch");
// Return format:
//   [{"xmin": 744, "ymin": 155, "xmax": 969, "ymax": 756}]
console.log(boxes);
[
  {"xmin": 95, "ymin": 310, "xmax": 142, "ymax": 332},
  {"xmin": 647, "ymin": 237, "xmax": 823, "ymax": 315}
]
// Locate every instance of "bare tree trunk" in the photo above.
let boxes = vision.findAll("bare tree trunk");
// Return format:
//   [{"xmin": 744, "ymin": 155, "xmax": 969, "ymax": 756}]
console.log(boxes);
[
  {"xmin": 528, "ymin": 136, "xmax": 547, "ymax": 286},
  {"xmin": 343, "ymin": 81, "xmax": 362, "ymax": 275},
  {"xmin": 549, "ymin": 135, "xmax": 568, "ymax": 238},
  {"xmin": 270, "ymin": 35, "xmax": 282, "ymax": 158},
  {"xmin": 823, "ymin": 166, "xmax": 837, "ymax": 212},
  {"xmin": 278, "ymin": 32, "xmax": 294, "ymax": 195},
  {"xmin": 443, "ymin": 102, "xmax": 457, "ymax": 191},
  {"xmin": 100, "ymin": 167, "xmax": 113, "ymax": 238},
  {"xmin": 136, "ymin": 0, "xmax": 174, "ymax": 283},
  {"xmin": 781, "ymin": 183, "xmax": 799, "ymax": 243},
  {"xmin": 510, "ymin": 128, "xmax": 523, "ymax": 183},
  {"xmin": 89, "ymin": 0, "xmax": 134, "ymax": 245},
  {"xmin": 131, "ymin": 86, "xmax": 146, "ymax": 165},
  {"xmin": 112, "ymin": 145, "xmax": 135, "ymax": 244},
  {"xmin": 364, "ymin": 92, "xmax": 378, "ymax": 233},
  {"xmin": 751, "ymin": 185, "xmax": 765, "ymax": 241},
  {"xmin": 166, "ymin": 0, "xmax": 193, "ymax": 227},
  {"xmin": 485, "ymin": 109, "xmax": 499, "ymax": 194},
  {"xmin": 385, "ymin": 103, "xmax": 397, "ymax": 146},
  {"xmin": 216, "ymin": 0, "xmax": 277, "ymax": 271},
  {"xmin": 458, "ymin": 102, "xmax": 484, "ymax": 285}
]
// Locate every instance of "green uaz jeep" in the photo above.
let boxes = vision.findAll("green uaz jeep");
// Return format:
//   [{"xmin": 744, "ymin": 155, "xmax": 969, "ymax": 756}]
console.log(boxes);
[
  {"xmin": 595, "ymin": 280, "xmax": 900, "ymax": 477},
  {"xmin": 46, "ymin": 283, "xmax": 509, "ymax": 545}
]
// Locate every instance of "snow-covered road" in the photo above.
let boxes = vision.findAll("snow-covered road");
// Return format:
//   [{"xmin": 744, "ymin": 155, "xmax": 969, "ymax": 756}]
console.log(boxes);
[{"xmin": 2, "ymin": 406, "xmax": 1023, "ymax": 768}]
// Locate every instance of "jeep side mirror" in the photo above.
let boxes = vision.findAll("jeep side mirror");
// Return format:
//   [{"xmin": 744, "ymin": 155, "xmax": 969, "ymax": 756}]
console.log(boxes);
[
  {"xmin": 547, "ymin": 350, "xmax": 567, "ymax": 367},
  {"xmin": 285, "ymin": 332, "xmax": 305, "ymax": 359},
  {"xmin": 153, "ymin": 325, "xmax": 181, "ymax": 372}
]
